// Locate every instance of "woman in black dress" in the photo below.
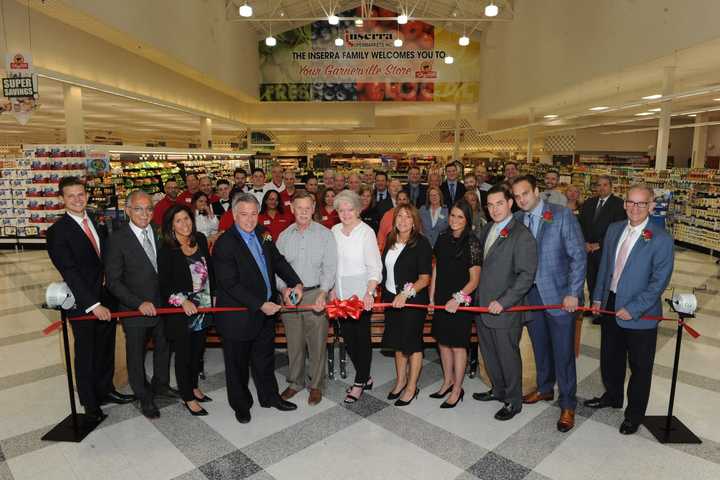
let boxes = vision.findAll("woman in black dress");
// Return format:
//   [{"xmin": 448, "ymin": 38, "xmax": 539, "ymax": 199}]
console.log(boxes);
[
  {"xmin": 158, "ymin": 204, "xmax": 215, "ymax": 416},
  {"xmin": 359, "ymin": 185, "xmax": 380, "ymax": 232},
  {"xmin": 429, "ymin": 199, "xmax": 481, "ymax": 408},
  {"xmin": 381, "ymin": 204, "xmax": 432, "ymax": 407}
]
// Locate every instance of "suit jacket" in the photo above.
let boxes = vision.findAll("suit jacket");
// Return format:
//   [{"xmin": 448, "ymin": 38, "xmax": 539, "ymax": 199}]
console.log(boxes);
[
  {"xmin": 46, "ymin": 213, "xmax": 113, "ymax": 318},
  {"xmin": 593, "ymin": 220, "xmax": 674, "ymax": 329},
  {"xmin": 381, "ymin": 234, "xmax": 433, "ymax": 304},
  {"xmin": 419, "ymin": 205, "xmax": 448, "ymax": 247},
  {"xmin": 403, "ymin": 183, "xmax": 427, "ymax": 208},
  {"xmin": 440, "ymin": 181, "xmax": 465, "ymax": 206},
  {"xmin": 157, "ymin": 233, "xmax": 215, "ymax": 339},
  {"xmin": 476, "ymin": 219, "xmax": 537, "ymax": 328},
  {"xmin": 578, "ymin": 194, "xmax": 626, "ymax": 246},
  {"xmin": 514, "ymin": 202, "xmax": 586, "ymax": 315},
  {"xmin": 212, "ymin": 225, "xmax": 301, "ymax": 341},
  {"xmin": 375, "ymin": 196, "xmax": 394, "ymax": 218},
  {"xmin": 105, "ymin": 223, "xmax": 161, "ymax": 327},
  {"xmin": 212, "ymin": 199, "xmax": 232, "ymax": 217}
]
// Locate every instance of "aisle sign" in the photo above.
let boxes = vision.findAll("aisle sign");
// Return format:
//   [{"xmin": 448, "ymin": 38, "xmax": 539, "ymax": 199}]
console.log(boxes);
[
  {"xmin": 1, "ymin": 52, "xmax": 40, "ymax": 125},
  {"xmin": 259, "ymin": 6, "xmax": 479, "ymax": 102}
]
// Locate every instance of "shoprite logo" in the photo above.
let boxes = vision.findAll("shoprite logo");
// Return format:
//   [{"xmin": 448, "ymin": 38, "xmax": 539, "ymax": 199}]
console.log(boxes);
[
  {"xmin": 344, "ymin": 30, "xmax": 394, "ymax": 48},
  {"xmin": 415, "ymin": 61, "xmax": 437, "ymax": 79},
  {"xmin": 9, "ymin": 54, "xmax": 29, "ymax": 70}
]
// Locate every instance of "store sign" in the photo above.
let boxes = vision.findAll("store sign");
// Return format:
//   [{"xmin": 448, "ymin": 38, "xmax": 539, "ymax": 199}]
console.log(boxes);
[
  {"xmin": 259, "ymin": 6, "xmax": 479, "ymax": 102},
  {"xmin": 1, "ymin": 52, "xmax": 40, "ymax": 125}
]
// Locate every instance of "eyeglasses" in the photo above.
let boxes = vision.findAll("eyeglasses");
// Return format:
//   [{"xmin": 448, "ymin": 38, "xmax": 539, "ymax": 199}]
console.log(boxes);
[
  {"xmin": 130, "ymin": 207, "xmax": 154, "ymax": 214},
  {"xmin": 624, "ymin": 201, "xmax": 650, "ymax": 209}
]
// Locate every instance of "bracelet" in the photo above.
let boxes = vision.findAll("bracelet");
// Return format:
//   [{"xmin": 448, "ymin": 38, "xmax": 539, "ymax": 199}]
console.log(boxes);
[
  {"xmin": 452, "ymin": 291, "xmax": 471, "ymax": 306},
  {"xmin": 169, "ymin": 293, "xmax": 188, "ymax": 307},
  {"xmin": 402, "ymin": 283, "xmax": 417, "ymax": 298}
]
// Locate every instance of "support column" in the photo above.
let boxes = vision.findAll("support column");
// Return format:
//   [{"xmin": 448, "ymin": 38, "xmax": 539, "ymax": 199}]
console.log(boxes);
[
  {"xmin": 200, "ymin": 117, "xmax": 213, "ymax": 149},
  {"xmin": 453, "ymin": 103, "xmax": 461, "ymax": 162},
  {"xmin": 655, "ymin": 66, "xmax": 675, "ymax": 171},
  {"xmin": 691, "ymin": 113, "xmax": 708, "ymax": 169},
  {"xmin": 63, "ymin": 85, "xmax": 85, "ymax": 144},
  {"xmin": 526, "ymin": 107, "xmax": 535, "ymax": 164}
]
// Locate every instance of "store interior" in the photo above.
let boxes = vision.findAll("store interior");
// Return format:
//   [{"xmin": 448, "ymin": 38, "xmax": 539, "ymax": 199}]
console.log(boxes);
[{"xmin": 1, "ymin": 1, "xmax": 720, "ymax": 480}]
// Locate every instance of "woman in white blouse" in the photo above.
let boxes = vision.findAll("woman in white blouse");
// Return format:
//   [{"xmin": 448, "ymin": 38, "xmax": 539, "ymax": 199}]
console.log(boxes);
[
  {"xmin": 331, "ymin": 190, "xmax": 383, "ymax": 404},
  {"xmin": 192, "ymin": 192, "xmax": 219, "ymax": 243},
  {"xmin": 419, "ymin": 186, "xmax": 449, "ymax": 247}
]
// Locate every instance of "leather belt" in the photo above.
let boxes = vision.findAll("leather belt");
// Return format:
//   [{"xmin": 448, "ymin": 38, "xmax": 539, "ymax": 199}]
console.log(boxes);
[{"xmin": 303, "ymin": 285, "xmax": 320, "ymax": 292}]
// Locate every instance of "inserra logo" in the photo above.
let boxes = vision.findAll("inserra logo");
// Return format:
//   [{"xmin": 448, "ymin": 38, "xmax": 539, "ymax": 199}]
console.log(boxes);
[
  {"xmin": 415, "ymin": 62, "xmax": 437, "ymax": 79},
  {"xmin": 10, "ymin": 54, "xmax": 29, "ymax": 70}
]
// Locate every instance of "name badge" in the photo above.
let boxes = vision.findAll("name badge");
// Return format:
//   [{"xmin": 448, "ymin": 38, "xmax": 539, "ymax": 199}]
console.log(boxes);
[{"xmin": 263, "ymin": 220, "xmax": 271, "ymax": 225}]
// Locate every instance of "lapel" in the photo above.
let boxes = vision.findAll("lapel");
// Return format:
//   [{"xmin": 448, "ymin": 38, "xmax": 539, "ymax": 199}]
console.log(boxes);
[
  {"xmin": 230, "ymin": 226, "xmax": 266, "ymax": 283},
  {"xmin": 65, "ymin": 213, "xmax": 100, "ymax": 259},
  {"xmin": 484, "ymin": 218, "xmax": 514, "ymax": 261},
  {"xmin": 606, "ymin": 222, "xmax": 625, "ymax": 268},
  {"xmin": 125, "ymin": 223, "xmax": 156, "ymax": 272},
  {"xmin": 621, "ymin": 222, "xmax": 650, "ymax": 273}
]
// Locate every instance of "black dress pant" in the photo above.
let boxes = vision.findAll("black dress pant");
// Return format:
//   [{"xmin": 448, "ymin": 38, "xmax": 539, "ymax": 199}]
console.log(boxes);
[
  {"xmin": 123, "ymin": 321, "xmax": 171, "ymax": 401},
  {"xmin": 586, "ymin": 249, "xmax": 601, "ymax": 302},
  {"xmin": 600, "ymin": 293, "xmax": 658, "ymax": 423},
  {"xmin": 70, "ymin": 319, "xmax": 117, "ymax": 410},
  {"xmin": 173, "ymin": 328, "xmax": 207, "ymax": 402},
  {"xmin": 340, "ymin": 310, "xmax": 372, "ymax": 384},
  {"xmin": 222, "ymin": 319, "xmax": 281, "ymax": 413}
]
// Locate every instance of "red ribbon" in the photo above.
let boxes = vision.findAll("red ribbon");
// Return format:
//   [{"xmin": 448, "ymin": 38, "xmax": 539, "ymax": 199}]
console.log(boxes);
[{"xmin": 325, "ymin": 296, "xmax": 364, "ymax": 320}]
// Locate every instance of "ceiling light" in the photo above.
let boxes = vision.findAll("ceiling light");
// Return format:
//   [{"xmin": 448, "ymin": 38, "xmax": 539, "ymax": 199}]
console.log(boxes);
[
  {"xmin": 642, "ymin": 94, "xmax": 662, "ymax": 100},
  {"xmin": 444, "ymin": 55, "xmax": 454, "ymax": 64},
  {"xmin": 393, "ymin": 38, "xmax": 403, "ymax": 47},
  {"xmin": 648, "ymin": 108, "xmax": 662, "ymax": 112},
  {"xmin": 458, "ymin": 35, "xmax": 470, "ymax": 46},
  {"xmin": 544, "ymin": 114, "xmax": 558, "ymax": 119},
  {"xmin": 634, "ymin": 112, "xmax": 653, "ymax": 116},
  {"xmin": 714, "ymin": 98, "xmax": 720, "ymax": 101},
  {"xmin": 355, "ymin": 18, "xmax": 363, "ymax": 27},
  {"xmin": 239, "ymin": 2, "xmax": 253, "ymax": 17},
  {"xmin": 688, "ymin": 114, "xmax": 697, "ymax": 117},
  {"xmin": 589, "ymin": 106, "xmax": 609, "ymax": 111},
  {"xmin": 334, "ymin": 37, "xmax": 344, "ymax": 46},
  {"xmin": 265, "ymin": 36, "xmax": 277, "ymax": 47},
  {"xmin": 397, "ymin": 14, "xmax": 408, "ymax": 24},
  {"xmin": 485, "ymin": 2, "xmax": 499, "ymax": 17},
  {"xmin": 328, "ymin": 14, "xmax": 339, "ymax": 25}
]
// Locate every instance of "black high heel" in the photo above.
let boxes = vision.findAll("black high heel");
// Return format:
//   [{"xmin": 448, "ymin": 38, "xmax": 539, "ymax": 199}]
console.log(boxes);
[
  {"xmin": 183, "ymin": 401, "xmax": 208, "ymax": 416},
  {"xmin": 429, "ymin": 384, "xmax": 454, "ymax": 399},
  {"xmin": 387, "ymin": 383, "xmax": 406, "ymax": 400},
  {"xmin": 394, "ymin": 388, "xmax": 419, "ymax": 407},
  {"xmin": 194, "ymin": 394, "xmax": 213, "ymax": 403},
  {"xmin": 440, "ymin": 389, "xmax": 464, "ymax": 409}
]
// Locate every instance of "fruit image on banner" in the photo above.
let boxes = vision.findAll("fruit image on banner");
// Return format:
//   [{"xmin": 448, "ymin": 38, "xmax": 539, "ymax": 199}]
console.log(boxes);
[{"xmin": 259, "ymin": 6, "xmax": 479, "ymax": 102}]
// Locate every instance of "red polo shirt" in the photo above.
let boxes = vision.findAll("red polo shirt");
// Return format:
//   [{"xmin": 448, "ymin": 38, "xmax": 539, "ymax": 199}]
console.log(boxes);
[
  {"xmin": 280, "ymin": 189, "xmax": 296, "ymax": 209},
  {"xmin": 317, "ymin": 207, "xmax": 339, "ymax": 230},
  {"xmin": 152, "ymin": 195, "xmax": 175, "ymax": 225},
  {"xmin": 258, "ymin": 210, "xmax": 295, "ymax": 241},
  {"xmin": 176, "ymin": 190, "xmax": 195, "ymax": 206},
  {"xmin": 218, "ymin": 209, "xmax": 234, "ymax": 232}
]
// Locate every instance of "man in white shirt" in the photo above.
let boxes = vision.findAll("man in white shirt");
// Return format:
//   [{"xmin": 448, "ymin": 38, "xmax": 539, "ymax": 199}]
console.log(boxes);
[
  {"xmin": 542, "ymin": 170, "xmax": 568, "ymax": 207},
  {"xmin": 249, "ymin": 167, "xmax": 270, "ymax": 204},
  {"xmin": 265, "ymin": 164, "xmax": 285, "ymax": 193}
]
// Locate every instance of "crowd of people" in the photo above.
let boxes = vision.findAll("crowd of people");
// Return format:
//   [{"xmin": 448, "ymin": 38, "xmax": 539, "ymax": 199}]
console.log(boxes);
[{"xmin": 46, "ymin": 160, "xmax": 673, "ymax": 436}]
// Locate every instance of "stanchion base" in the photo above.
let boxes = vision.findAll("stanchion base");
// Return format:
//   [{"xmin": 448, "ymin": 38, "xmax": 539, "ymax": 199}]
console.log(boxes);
[
  {"xmin": 643, "ymin": 416, "xmax": 702, "ymax": 444},
  {"xmin": 41, "ymin": 413, "xmax": 104, "ymax": 443}
]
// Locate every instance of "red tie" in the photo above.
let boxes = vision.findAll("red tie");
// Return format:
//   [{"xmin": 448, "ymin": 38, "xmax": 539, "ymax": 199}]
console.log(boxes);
[{"xmin": 82, "ymin": 217, "xmax": 100, "ymax": 257}]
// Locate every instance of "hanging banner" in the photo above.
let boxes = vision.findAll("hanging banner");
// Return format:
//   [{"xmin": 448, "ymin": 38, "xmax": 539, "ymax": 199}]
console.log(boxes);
[
  {"xmin": 259, "ymin": 6, "xmax": 479, "ymax": 102},
  {"xmin": 1, "ymin": 52, "xmax": 40, "ymax": 125}
]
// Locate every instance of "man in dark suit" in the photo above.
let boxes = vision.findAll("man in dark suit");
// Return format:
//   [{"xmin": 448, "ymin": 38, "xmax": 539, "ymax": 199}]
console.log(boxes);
[
  {"xmin": 585, "ymin": 185, "xmax": 674, "ymax": 435},
  {"xmin": 440, "ymin": 162, "xmax": 465, "ymax": 206},
  {"xmin": 47, "ymin": 177, "xmax": 134, "ymax": 422},
  {"xmin": 513, "ymin": 175, "xmax": 586, "ymax": 432},
  {"xmin": 403, "ymin": 166, "xmax": 427, "ymax": 208},
  {"xmin": 212, "ymin": 179, "xmax": 232, "ymax": 216},
  {"xmin": 473, "ymin": 185, "xmax": 537, "ymax": 421},
  {"xmin": 373, "ymin": 171, "xmax": 390, "ymax": 204},
  {"xmin": 578, "ymin": 175, "xmax": 627, "ymax": 320},
  {"xmin": 376, "ymin": 177, "xmax": 402, "ymax": 218},
  {"xmin": 213, "ymin": 192, "xmax": 304, "ymax": 424},
  {"xmin": 106, "ymin": 190, "xmax": 176, "ymax": 419}
]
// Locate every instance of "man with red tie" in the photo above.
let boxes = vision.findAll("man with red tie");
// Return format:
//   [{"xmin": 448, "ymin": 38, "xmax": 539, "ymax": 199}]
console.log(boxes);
[{"xmin": 47, "ymin": 177, "xmax": 134, "ymax": 422}]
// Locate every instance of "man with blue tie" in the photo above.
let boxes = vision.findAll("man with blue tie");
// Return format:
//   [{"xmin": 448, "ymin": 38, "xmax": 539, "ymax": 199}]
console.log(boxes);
[
  {"xmin": 213, "ymin": 193, "xmax": 304, "ymax": 423},
  {"xmin": 585, "ymin": 185, "xmax": 674, "ymax": 435},
  {"xmin": 512, "ymin": 175, "xmax": 586, "ymax": 432},
  {"xmin": 440, "ymin": 162, "xmax": 466, "ymax": 206}
]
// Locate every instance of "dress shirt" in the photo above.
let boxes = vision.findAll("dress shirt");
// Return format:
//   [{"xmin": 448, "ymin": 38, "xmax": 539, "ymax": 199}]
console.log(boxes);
[
  {"xmin": 542, "ymin": 189, "xmax": 568, "ymax": 207},
  {"xmin": 407, "ymin": 183, "xmax": 420, "ymax": 204},
  {"xmin": 265, "ymin": 181, "xmax": 285, "ymax": 193},
  {"xmin": 68, "ymin": 211, "xmax": 102, "ymax": 313},
  {"xmin": 237, "ymin": 226, "xmax": 271, "ymax": 300},
  {"xmin": 613, "ymin": 217, "xmax": 649, "ymax": 268},
  {"xmin": 479, "ymin": 182, "xmax": 493, "ymax": 192},
  {"xmin": 195, "ymin": 212, "xmax": 219, "ymax": 238},
  {"xmin": 249, "ymin": 185, "xmax": 270, "ymax": 204},
  {"xmin": 375, "ymin": 189, "xmax": 388, "ymax": 203},
  {"xmin": 524, "ymin": 199, "xmax": 545, "ymax": 238},
  {"xmin": 332, "ymin": 221, "xmax": 383, "ymax": 299},
  {"xmin": 276, "ymin": 221, "xmax": 337, "ymax": 292},
  {"xmin": 217, "ymin": 198, "xmax": 231, "ymax": 212},
  {"xmin": 447, "ymin": 180, "xmax": 458, "ymax": 200},
  {"xmin": 383, "ymin": 243, "xmax": 406, "ymax": 294},
  {"xmin": 430, "ymin": 206, "xmax": 442, "ymax": 227},
  {"xmin": 129, "ymin": 221, "xmax": 156, "ymax": 255},
  {"xmin": 484, "ymin": 214, "xmax": 512, "ymax": 257}
]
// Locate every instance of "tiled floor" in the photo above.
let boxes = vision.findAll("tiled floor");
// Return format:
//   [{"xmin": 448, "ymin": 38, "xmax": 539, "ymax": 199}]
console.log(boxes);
[{"xmin": 0, "ymin": 247, "xmax": 718, "ymax": 480}]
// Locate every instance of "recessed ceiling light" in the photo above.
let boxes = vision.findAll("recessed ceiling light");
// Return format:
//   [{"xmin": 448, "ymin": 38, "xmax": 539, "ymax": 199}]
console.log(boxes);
[
  {"xmin": 444, "ymin": 56, "xmax": 454, "ymax": 64},
  {"xmin": 634, "ymin": 112, "xmax": 653, "ymax": 116},
  {"xmin": 589, "ymin": 106, "xmax": 609, "ymax": 111},
  {"xmin": 642, "ymin": 94, "xmax": 662, "ymax": 100},
  {"xmin": 544, "ymin": 114, "xmax": 558, "ymax": 119},
  {"xmin": 458, "ymin": 35, "xmax": 470, "ymax": 46},
  {"xmin": 714, "ymin": 98, "xmax": 720, "ymax": 101},
  {"xmin": 328, "ymin": 14, "xmax": 339, "ymax": 25},
  {"xmin": 265, "ymin": 36, "xmax": 277, "ymax": 47},
  {"xmin": 239, "ymin": 2, "xmax": 253, "ymax": 17},
  {"xmin": 648, "ymin": 108, "xmax": 662, "ymax": 112},
  {"xmin": 397, "ymin": 14, "xmax": 408, "ymax": 24},
  {"xmin": 334, "ymin": 37, "xmax": 344, "ymax": 46},
  {"xmin": 485, "ymin": 2, "xmax": 499, "ymax": 17},
  {"xmin": 393, "ymin": 38, "xmax": 403, "ymax": 47}
]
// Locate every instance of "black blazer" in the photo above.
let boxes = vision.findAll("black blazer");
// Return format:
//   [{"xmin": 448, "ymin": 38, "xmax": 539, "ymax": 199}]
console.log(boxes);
[
  {"xmin": 403, "ymin": 183, "xmax": 428, "ymax": 208},
  {"xmin": 361, "ymin": 206, "xmax": 380, "ymax": 233},
  {"xmin": 381, "ymin": 235, "xmax": 433, "ymax": 304},
  {"xmin": 212, "ymin": 225, "xmax": 301, "ymax": 341},
  {"xmin": 212, "ymin": 199, "xmax": 231, "ymax": 217},
  {"xmin": 46, "ymin": 213, "xmax": 113, "ymax": 318},
  {"xmin": 440, "ymin": 181, "xmax": 466, "ymax": 206},
  {"xmin": 375, "ymin": 196, "xmax": 394, "ymax": 218},
  {"xmin": 105, "ymin": 223, "xmax": 161, "ymax": 328},
  {"xmin": 157, "ymin": 233, "xmax": 215, "ymax": 339},
  {"xmin": 578, "ymin": 194, "xmax": 626, "ymax": 246}
]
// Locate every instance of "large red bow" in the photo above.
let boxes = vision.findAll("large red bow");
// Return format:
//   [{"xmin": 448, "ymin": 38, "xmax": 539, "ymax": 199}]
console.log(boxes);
[{"xmin": 326, "ymin": 295, "xmax": 364, "ymax": 320}]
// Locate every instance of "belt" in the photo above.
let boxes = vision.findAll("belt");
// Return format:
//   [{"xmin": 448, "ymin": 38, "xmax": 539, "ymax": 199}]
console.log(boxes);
[{"xmin": 303, "ymin": 285, "xmax": 320, "ymax": 292}]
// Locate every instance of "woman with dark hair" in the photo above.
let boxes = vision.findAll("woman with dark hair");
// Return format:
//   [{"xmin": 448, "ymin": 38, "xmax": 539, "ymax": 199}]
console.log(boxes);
[
  {"xmin": 315, "ymin": 188, "xmax": 340, "ymax": 229},
  {"xmin": 258, "ymin": 189, "xmax": 293, "ymax": 240},
  {"xmin": 463, "ymin": 190, "xmax": 487, "ymax": 234},
  {"xmin": 382, "ymin": 204, "xmax": 432, "ymax": 407},
  {"xmin": 192, "ymin": 191, "xmax": 219, "ymax": 242},
  {"xmin": 158, "ymin": 204, "xmax": 215, "ymax": 416},
  {"xmin": 429, "ymin": 199, "xmax": 482, "ymax": 408},
  {"xmin": 359, "ymin": 185, "xmax": 379, "ymax": 232}
]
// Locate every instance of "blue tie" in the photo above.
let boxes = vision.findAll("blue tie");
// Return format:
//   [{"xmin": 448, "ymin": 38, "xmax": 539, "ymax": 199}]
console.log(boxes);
[
  {"xmin": 449, "ymin": 182, "xmax": 455, "ymax": 200},
  {"xmin": 247, "ymin": 232, "xmax": 271, "ymax": 300},
  {"xmin": 526, "ymin": 213, "xmax": 536, "ymax": 238}
]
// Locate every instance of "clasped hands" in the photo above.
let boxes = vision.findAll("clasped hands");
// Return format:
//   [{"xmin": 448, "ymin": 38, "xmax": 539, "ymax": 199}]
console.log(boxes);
[{"xmin": 261, "ymin": 284, "xmax": 304, "ymax": 316}]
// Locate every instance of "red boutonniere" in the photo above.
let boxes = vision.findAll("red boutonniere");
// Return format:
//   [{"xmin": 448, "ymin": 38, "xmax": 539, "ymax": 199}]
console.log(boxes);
[
  {"xmin": 261, "ymin": 232, "xmax": 273, "ymax": 243},
  {"xmin": 499, "ymin": 227, "xmax": 510, "ymax": 238},
  {"xmin": 641, "ymin": 228, "xmax": 653, "ymax": 242},
  {"xmin": 542, "ymin": 210, "xmax": 554, "ymax": 223}
]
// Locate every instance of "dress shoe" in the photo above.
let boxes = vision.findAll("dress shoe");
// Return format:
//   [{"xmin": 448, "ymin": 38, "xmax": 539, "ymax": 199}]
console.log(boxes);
[
  {"xmin": 394, "ymin": 388, "xmax": 419, "ymax": 407},
  {"xmin": 619, "ymin": 419, "xmax": 640, "ymax": 435},
  {"xmin": 154, "ymin": 386, "xmax": 181, "ymax": 399},
  {"xmin": 429, "ymin": 384, "xmax": 454, "ymax": 399},
  {"xmin": 494, "ymin": 403, "xmax": 521, "ymax": 421},
  {"xmin": 101, "ymin": 390, "xmax": 135, "ymax": 405},
  {"xmin": 84, "ymin": 407, "xmax": 107, "ymax": 422},
  {"xmin": 583, "ymin": 396, "xmax": 622, "ymax": 409},
  {"xmin": 267, "ymin": 399, "xmax": 297, "ymax": 411},
  {"xmin": 280, "ymin": 387, "xmax": 299, "ymax": 401},
  {"xmin": 387, "ymin": 384, "xmax": 406, "ymax": 401},
  {"xmin": 139, "ymin": 399, "xmax": 160, "ymax": 419},
  {"xmin": 308, "ymin": 388, "xmax": 322, "ymax": 406},
  {"xmin": 472, "ymin": 390, "xmax": 501, "ymax": 402},
  {"xmin": 523, "ymin": 390, "xmax": 554, "ymax": 404},
  {"xmin": 557, "ymin": 409, "xmax": 575, "ymax": 432},
  {"xmin": 235, "ymin": 410, "xmax": 251, "ymax": 424},
  {"xmin": 194, "ymin": 394, "xmax": 213, "ymax": 403},
  {"xmin": 183, "ymin": 401, "xmax": 208, "ymax": 417},
  {"xmin": 440, "ymin": 389, "xmax": 464, "ymax": 409}
]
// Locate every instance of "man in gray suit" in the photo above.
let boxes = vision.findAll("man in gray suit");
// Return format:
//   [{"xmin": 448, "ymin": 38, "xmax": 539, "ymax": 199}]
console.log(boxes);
[
  {"xmin": 473, "ymin": 185, "xmax": 538, "ymax": 421},
  {"xmin": 106, "ymin": 190, "xmax": 177, "ymax": 419}
]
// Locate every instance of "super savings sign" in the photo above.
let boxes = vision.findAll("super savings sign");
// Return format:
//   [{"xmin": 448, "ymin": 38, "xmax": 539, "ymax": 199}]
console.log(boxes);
[{"xmin": 259, "ymin": 7, "xmax": 479, "ymax": 102}]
